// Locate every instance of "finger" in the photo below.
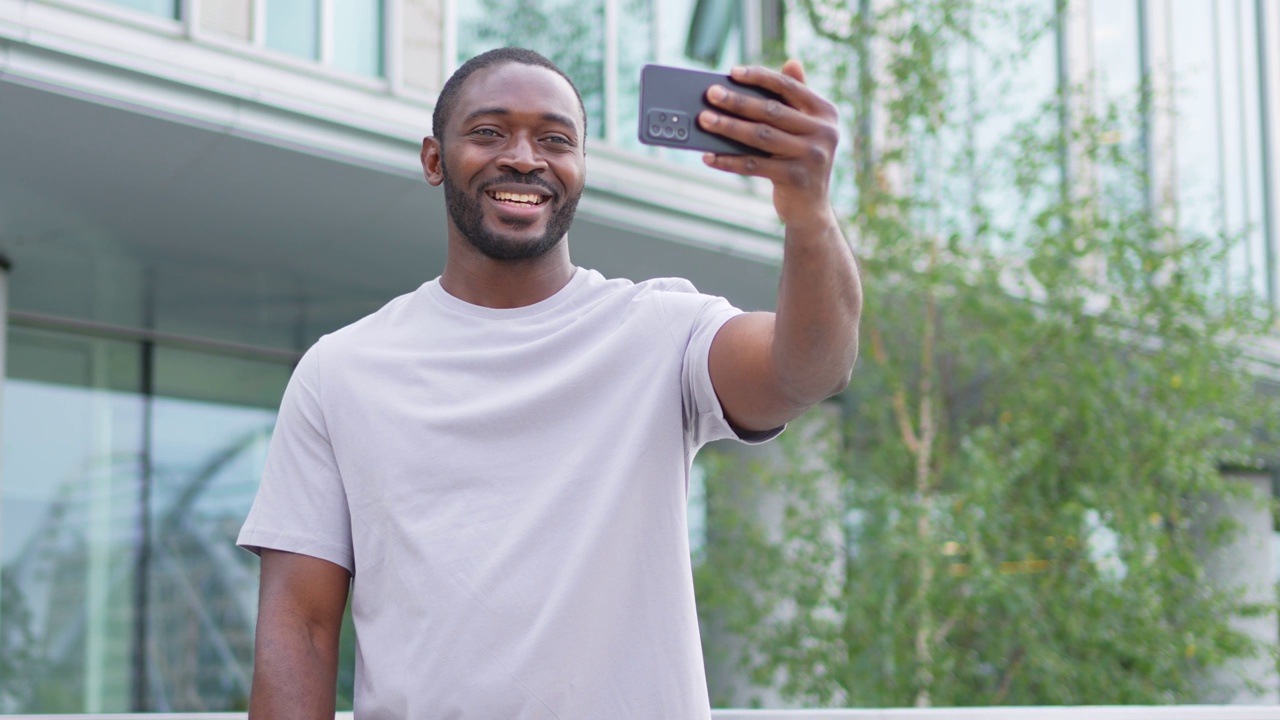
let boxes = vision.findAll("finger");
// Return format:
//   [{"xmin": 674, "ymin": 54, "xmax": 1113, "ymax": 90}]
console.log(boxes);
[
  {"xmin": 702, "ymin": 152, "xmax": 826, "ymax": 190},
  {"xmin": 697, "ymin": 109, "xmax": 816, "ymax": 157},
  {"xmin": 780, "ymin": 58, "xmax": 806, "ymax": 85},
  {"xmin": 705, "ymin": 84, "xmax": 818, "ymax": 135},
  {"xmin": 728, "ymin": 64, "xmax": 832, "ymax": 117}
]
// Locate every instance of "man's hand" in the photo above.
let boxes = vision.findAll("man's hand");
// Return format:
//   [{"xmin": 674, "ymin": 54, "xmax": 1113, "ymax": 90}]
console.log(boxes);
[
  {"xmin": 699, "ymin": 59, "xmax": 861, "ymax": 433},
  {"xmin": 697, "ymin": 60, "xmax": 841, "ymax": 230},
  {"xmin": 248, "ymin": 549, "xmax": 351, "ymax": 720}
]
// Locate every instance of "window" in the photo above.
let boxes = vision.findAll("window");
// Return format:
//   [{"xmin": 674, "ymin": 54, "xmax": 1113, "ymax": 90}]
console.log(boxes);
[
  {"xmin": 1166, "ymin": 0, "xmax": 1269, "ymax": 300},
  {"xmin": 261, "ymin": 0, "xmax": 385, "ymax": 77},
  {"xmin": 1090, "ymin": 0, "xmax": 1146, "ymax": 212},
  {"xmin": 0, "ymin": 327, "xmax": 294, "ymax": 712},
  {"xmin": 456, "ymin": 0, "xmax": 770, "ymax": 161},
  {"xmin": 456, "ymin": 0, "xmax": 608, "ymax": 140},
  {"xmin": 102, "ymin": 0, "xmax": 177, "ymax": 19}
]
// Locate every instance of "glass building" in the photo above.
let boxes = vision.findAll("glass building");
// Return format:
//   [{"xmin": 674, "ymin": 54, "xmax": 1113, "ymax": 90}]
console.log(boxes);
[{"xmin": 0, "ymin": 0, "xmax": 1278, "ymax": 713}]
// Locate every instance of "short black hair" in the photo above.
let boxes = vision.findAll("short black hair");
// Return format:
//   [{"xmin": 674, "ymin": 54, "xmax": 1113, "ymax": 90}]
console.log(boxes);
[{"xmin": 432, "ymin": 47, "xmax": 588, "ymax": 141}]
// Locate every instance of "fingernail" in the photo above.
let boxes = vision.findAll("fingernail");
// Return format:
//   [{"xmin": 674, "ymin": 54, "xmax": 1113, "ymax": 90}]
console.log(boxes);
[
  {"xmin": 708, "ymin": 85, "xmax": 726, "ymax": 101},
  {"xmin": 703, "ymin": 153, "xmax": 716, "ymax": 165},
  {"xmin": 700, "ymin": 111, "xmax": 718, "ymax": 126},
  {"xmin": 731, "ymin": 66, "xmax": 746, "ymax": 77}
]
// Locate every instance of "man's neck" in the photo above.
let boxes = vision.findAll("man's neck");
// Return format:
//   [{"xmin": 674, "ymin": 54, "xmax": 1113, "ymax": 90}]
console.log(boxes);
[{"xmin": 439, "ymin": 243, "xmax": 576, "ymax": 309}]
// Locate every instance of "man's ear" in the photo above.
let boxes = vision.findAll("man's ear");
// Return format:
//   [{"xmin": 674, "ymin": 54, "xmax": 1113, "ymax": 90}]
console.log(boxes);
[{"xmin": 421, "ymin": 137, "xmax": 445, "ymax": 186}]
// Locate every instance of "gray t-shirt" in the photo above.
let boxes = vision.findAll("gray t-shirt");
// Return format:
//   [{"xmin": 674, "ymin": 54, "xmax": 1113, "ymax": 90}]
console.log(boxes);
[{"xmin": 238, "ymin": 267, "xmax": 778, "ymax": 718}]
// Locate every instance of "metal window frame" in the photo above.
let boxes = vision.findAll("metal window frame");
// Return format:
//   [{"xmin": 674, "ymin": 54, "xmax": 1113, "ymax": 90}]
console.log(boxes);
[
  {"xmin": 1139, "ymin": 0, "xmax": 1176, "ymax": 228},
  {"xmin": 1258, "ymin": 0, "xmax": 1280, "ymax": 304},
  {"xmin": 245, "ymin": 0, "xmax": 390, "ymax": 79},
  {"xmin": 604, "ymin": 0, "xmax": 619, "ymax": 142}
]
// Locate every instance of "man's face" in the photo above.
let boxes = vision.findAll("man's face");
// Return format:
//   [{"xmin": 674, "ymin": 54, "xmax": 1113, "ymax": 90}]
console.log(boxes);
[{"xmin": 428, "ymin": 63, "xmax": 587, "ymax": 261}]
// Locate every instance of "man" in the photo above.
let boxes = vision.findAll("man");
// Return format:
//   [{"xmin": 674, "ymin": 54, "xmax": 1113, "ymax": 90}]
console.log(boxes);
[{"xmin": 238, "ymin": 47, "xmax": 860, "ymax": 718}]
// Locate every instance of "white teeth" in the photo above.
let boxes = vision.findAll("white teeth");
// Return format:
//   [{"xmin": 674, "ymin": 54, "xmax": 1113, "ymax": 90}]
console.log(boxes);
[{"xmin": 491, "ymin": 191, "xmax": 544, "ymax": 205}]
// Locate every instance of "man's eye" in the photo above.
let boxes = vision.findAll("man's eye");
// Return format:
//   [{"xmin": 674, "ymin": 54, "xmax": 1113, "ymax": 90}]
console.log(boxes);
[
  {"xmin": 544, "ymin": 136, "xmax": 572, "ymax": 145},
  {"xmin": 472, "ymin": 128, "xmax": 500, "ymax": 137}
]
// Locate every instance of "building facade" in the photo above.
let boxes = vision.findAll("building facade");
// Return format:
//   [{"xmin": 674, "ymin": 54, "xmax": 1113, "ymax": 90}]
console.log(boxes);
[{"xmin": 1, "ymin": 0, "xmax": 1278, "ymax": 713}]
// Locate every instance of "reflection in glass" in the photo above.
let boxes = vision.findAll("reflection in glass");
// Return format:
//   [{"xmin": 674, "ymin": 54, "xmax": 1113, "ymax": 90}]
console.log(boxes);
[
  {"xmin": 614, "ymin": 0, "xmax": 656, "ymax": 152},
  {"xmin": 457, "ymin": 0, "xmax": 748, "ymax": 173},
  {"xmin": 333, "ymin": 0, "xmax": 384, "ymax": 77},
  {"xmin": 1171, "ymin": 0, "xmax": 1222, "ymax": 244},
  {"xmin": 265, "ymin": 0, "xmax": 320, "ymax": 61},
  {"xmin": 0, "ymin": 330, "xmax": 144, "ymax": 713},
  {"xmin": 926, "ymin": 3, "xmax": 1059, "ymax": 252},
  {"xmin": 1239, "ymin": 0, "xmax": 1268, "ymax": 301},
  {"xmin": 0, "ymin": 329, "xmax": 294, "ymax": 713},
  {"xmin": 1089, "ymin": 0, "xmax": 1145, "ymax": 213},
  {"xmin": 650, "ymin": 0, "xmax": 746, "ymax": 169},
  {"xmin": 143, "ymin": 348, "xmax": 290, "ymax": 711},
  {"xmin": 1091, "ymin": 0, "xmax": 1141, "ymax": 107},
  {"xmin": 457, "ymin": 0, "xmax": 607, "ymax": 140},
  {"xmin": 1221, "ymin": 0, "xmax": 1268, "ymax": 300}
]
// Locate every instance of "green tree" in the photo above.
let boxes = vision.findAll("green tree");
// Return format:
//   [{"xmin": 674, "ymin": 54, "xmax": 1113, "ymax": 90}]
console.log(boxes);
[{"xmin": 696, "ymin": 0, "xmax": 1277, "ymax": 707}]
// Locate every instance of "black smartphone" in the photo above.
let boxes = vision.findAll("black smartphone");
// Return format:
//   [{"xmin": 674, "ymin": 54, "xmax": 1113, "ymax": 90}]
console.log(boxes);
[{"xmin": 638, "ymin": 64, "xmax": 782, "ymax": 157}]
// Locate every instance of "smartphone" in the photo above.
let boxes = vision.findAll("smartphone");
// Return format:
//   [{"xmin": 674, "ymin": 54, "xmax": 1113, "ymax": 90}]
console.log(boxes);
[{"xmin": 638, "ymin": 64, "xmax": 783, "ymax": 157}]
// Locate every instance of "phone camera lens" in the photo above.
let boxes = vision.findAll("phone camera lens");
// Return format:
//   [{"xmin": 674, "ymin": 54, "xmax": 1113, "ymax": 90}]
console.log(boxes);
[
  {"xmin": 650, "ymin": 124, "xmax": 661, "ymax": 137},
  {"xmin": 675, "ymin": 128, "xmax": 687, "ymax": 140},
  {"xmin": 657, "ymin": 113, "xmax": 666, "ymax": 122},
  {"xmin": 661, "ymin": 126, "xmax": 676, "ymax": 138}
]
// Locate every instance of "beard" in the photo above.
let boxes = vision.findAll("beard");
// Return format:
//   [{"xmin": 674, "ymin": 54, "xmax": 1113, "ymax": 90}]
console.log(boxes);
[{"xmin": 443, "ymin": 170, "xmax": 582, "ymax": 261}]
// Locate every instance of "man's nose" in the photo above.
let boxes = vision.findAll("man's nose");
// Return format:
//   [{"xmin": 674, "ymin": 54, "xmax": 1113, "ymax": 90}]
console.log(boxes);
[{"xmin": 497, "ymin": 135, "xmax": 547, "ymax": 174}]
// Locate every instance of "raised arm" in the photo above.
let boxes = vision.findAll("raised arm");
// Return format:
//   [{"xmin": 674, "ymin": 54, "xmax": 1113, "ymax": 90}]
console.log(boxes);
[
  {"xmin": 700, "ymin": 60, "xmax": 862, "ymax": 432},
  {"xmin": 248, "ymin": 549, "xmax": 351, "ymax": 720}
]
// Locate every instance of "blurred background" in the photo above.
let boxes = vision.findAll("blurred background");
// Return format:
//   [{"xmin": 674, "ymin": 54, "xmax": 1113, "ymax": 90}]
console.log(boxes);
[{"xmin": 0, "ymin": 0, "xmax": 1279, "ymax": 713}]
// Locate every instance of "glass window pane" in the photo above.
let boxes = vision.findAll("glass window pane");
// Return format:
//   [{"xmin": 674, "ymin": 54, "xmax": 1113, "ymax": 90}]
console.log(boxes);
[
  {"xmin": 614, "ymin": 0, "xmax": 655, "ymax": 151},
  {"xmin": 102, "ymin": 0, "xmax": 177, "ymax": 18},
  {"xmin": 1171, "ymin": 0, "xmax": 1223, "ymax": 242},
  {"xmin": 1, "ymin": 329, "xmax": 144, "ymax": 713},
  {"xmin": 1092, "ymin": 0, "xmax": 1142, "ymax": 106},
  {"xmin": 1, "ymin": 330, "xmax": 300, "ymax": 712},
  {"xmin": 1220, "ymin": 0, "xmax": 1248, "ymax": 293},
  {"xmin": 649, "ymin": 0, "xmax": 747, "ymax": 170},
  {"xmin": 333, "ymin": 0, "xmax": 384, "ymax": 77},
  {"xmin": 457, "ymin": 0, "xmax": 607, "ymax": 141},
  {"xmin": 265, "ymin": 0, "xmax": 319, "ymax": 60},
  {"xmin": 965, "ymin": 4, "xmax": 1060, "ymax": 251},
  {"xmin": 1090, "ymin": 0, "xmax": 1146, "ymax": 214},
  {"xmin": 145, "ymin": 348, "xmax": 290, "ymax": 711}
]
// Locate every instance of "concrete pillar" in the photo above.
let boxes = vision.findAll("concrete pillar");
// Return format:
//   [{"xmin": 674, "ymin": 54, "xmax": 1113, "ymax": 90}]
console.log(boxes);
[
  {"xmin": 1199, "ymin": 469, "xmax": 1280, "ymax": 704},
  {"xmin": 402, "ymin": 0, "xmax": 446, "ymax": 94},
  {"xmin": 197, "ymin": 0, "xmax": 253, "ymax": 40}
]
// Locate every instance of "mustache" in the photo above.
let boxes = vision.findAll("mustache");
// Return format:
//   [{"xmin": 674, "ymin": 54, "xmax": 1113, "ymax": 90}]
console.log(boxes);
[{"xmin": 478, "ymin": 173, "xmax": 558, "ymax": 200}]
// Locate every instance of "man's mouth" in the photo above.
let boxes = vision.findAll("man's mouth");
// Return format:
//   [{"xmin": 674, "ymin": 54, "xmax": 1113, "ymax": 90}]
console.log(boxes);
[{"xmin": 487, "ymin": 190, "xmax": 550, "ymax": 207}]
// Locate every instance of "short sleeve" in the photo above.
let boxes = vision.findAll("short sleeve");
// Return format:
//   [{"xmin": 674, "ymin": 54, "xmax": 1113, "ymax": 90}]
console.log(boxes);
[
  {"xmin": 660, "ymin": 285, "xmax": 785, "ymax": 449},
  {"xmin": 237, "ymin": 340, "xmax": 355, "ymax": 574}
]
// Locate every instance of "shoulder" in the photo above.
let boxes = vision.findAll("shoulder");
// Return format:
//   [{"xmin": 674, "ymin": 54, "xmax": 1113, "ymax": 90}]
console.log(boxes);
[
  {"xmin": 634, "ymin": 276, "xmax": 700, "ymax": 296},
  {"xmin": 576, "ymin": 270, "xmax": 704, "ymax": 305},
  {"xmin": 632, "ymin": 275, "xmax": 732, "ymax": 320},
  {"xmin": 572, "ymin": 270, "xmax": 723, "ymax": 321}
]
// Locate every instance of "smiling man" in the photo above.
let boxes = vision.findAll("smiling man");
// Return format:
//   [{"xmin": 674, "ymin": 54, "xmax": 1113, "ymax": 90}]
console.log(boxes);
[{"xmin": 238, "ymin": 47, "xmax": 861, "ymax": 719}]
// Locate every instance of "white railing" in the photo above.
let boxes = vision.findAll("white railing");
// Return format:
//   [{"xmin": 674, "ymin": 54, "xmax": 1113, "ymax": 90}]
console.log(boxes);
[{"xmin": 5, "ymin": 709, "xmax": 1280, "ymax": 720}]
